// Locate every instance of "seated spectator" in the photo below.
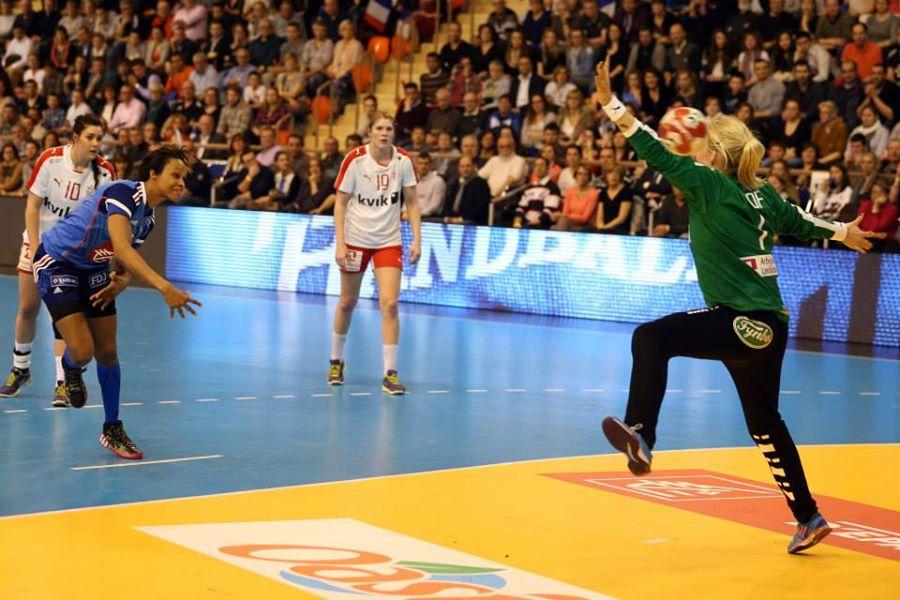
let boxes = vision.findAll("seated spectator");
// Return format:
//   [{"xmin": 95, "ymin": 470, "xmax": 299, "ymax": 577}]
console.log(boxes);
[
  {"xmin": 566, "ymin": 28, "xmax": 595, "ymax": 90},
  {"xmin": 486, "ymin": 95, "xmax": 522, "ymax": 138},
  {"xmin": 224, "ymin": 48, "xmax": 255, "ymax": 88},
  {"xmin": 108, "ymin": 85, "xmax": 146, "ymax": 136},
  {"xmin": 812, "ymin": 163, "xmax": 853, "ymax": 220},
  {"xmin": 857, "ymin": 181, "xmax": 898, "ymax": 251},
  {"xmin": 651, "ymin": 188, "xmax": 690, "ymax": 238},
  {"xmin": 513, "ymin": 157, "xmax": 561, "ymax": 229},
  {"xmin": 457, "ymin": 91, "xmax": 487, "ymax": 139},
  {"xmin": 255, "ymin": 126, "xmax": 283, "ymax": 168},
  {"xmin": 557, "ymin": 89, "xmax": 592, "ymax": 144},
  {"xmin": 276, "ymin": 53, "xmax": 305, "ymax": 113},
  {"xmin": 844, "ymin": 133, "xmax": 869, "ymax": 170},
  {"xmin": 415, "ymin": 152, "xmax": 447, "ymax": 218},
  {"xmin": 883, "ymin": 139, "xmax": 900, "ymax": 176},
  {"xmin": 859, "ymin": 63, "xmax": 897, "ymax": 127},
  {"xmin": 426, "ymin": 89, "xmax": 462, "ymax": 137},
  {"xmin": 228, "ymin": 149, "xmax": 275, "ymax": 210},
  {"xmin": 487, "ymin": 0, "xmax": 519, "ymax": 43},
  {"xmin": 831, "ymin": 61, "xmax": 864, "ymax": 129},
  {"xmin": 301, "ymin": 19, "xmax": 335, "ymax": 96},
  {"xmin": 770, "ymin": 31, "xmax": 795, "ymax": 80},
  {"xmin": 0, "ymin": 142, "xmax": 22, "ymax": 195},
  {"xmin": 242, "ymin": 71, "xmax": 266, "ymax": 111},
  {"xmin": 448, "ymin": 57, "xmax": 481, "ymax": 107},
  {"xmin": 192, "ymin": 114, "xmax": 227, "ymax": 160},
  {"xmin": 292, "ymin": 158, "xmax": 336, "ymax": 215},
  {"xmin": 172, "ymin": 82, "xmax": 204, "ymax": 125},
  {"xmin": 433, "ymin": 132, "xmax": 461, "ymax": 178},
  {"xmin": 721, "ymin": 72, "xmax": 747, "ymax": 116},
  {"xmin": 664, "ymin": 23, "xmax": 701, "ymax": 80},
  {"xmin": 178, "ymin": 141, "xmax": 213, "ymax": 206},
  {"xmin": 596, "ymin": 168, "xmax": 633, "ymax": 235},
  {"xmin": 251, "ymin": 151, "xmax": 300, "ymax": 212},
  {"xmin": 443, "ymin": 156, "xmax": 491, "ymax": 225},
  {"xmin": 815, "ymin": 0, "xmax": 854, "ymax": 53},
  {"xmin": 778, "ymin": 99, "xmax": 811, "ymax": 165},
  {"xmin": 439, "ymin": 21, "xmax": 474, "ymax": 74},
  {"xmin": 520, "ymin": 94, "xmax": 556, "ymax": 155},
  {"xmin": 747, "ymin": 59, "xmax": 784, "ymax": 121},
  {"xmin": 395, "ymin": 83, "xmax": 429, "ymax": 143},
  {"xmin": 189, "ymin": 53, "xmax": 221, "ymax": 97},
  {"xmin": 783, "ymin": 61, "xmax": 826, "ymax": 118},
  {"xmin": 510, "ymin": 56, "xmax": 546, "ymax": 113},
  {"xmin": 405, "ymin": 126, "xmax": 431, "ymax": 154},
  {"xmin": 849, "ymin": 105, "xmax": 890, "ymax": 160},
  {"xmin": 841, "ymin": 22, "xmax": 882, "ymax": 80},
  {"xmin": 478, "ymin": 135, "xmax": 527, "ymax": 198},
  {"xmin": 811, "ymin": 101, "xmax": 849, "ymax": 166},
  {"xmin": 145, "ymin": 26, "xmax": 170, "ymax": 72},
  {"xmin": 793, "ymin": 32, "xmax": 830, "ymax": 84},
  {"xmin": 481, "ymin": 60, "xmax": 512, "ymax": 107},
  {"xmin": 324, "ymin": 19, "xmax": 363, "ymax": 106},
  {"xmin": 319, "ymin": 136, "xmax": 342, "ymax": 181},
  {"xmin": 558, "ymin": 144, "xmax": 583, "ymax": 195},
  {"xmin": 537, "ymin": 29, "xmax": 566, "ymax": 79},
  {"xmin": 445, "ymin": 134, "xmax": 482, "ymax": 182},
  {"xmin": 420, "ymin": 52, "xmax": 450, "ymax": 106},
  {"xmin": 673, "ymin": 68, "xmax": 704, "ymax": 110},
  {"xmin": 556, "ymin": 166, "xmax": 598, "ymax": 232},
  {"xmin": 248, "ymin": 19, "xmax": 283, "ymax": 69},
  {"xmin": 252, "ymin": 88, "xmax": 292, "ymax": 141},
  {"xmin": 848, "ymin": 152, "xmax": 883, "ymax": 215},
  {"xmin": 503, "ymin": 29, "xmax": 532, "ymax": 75},
  {"xmin": 217, "ymin": 84, "xmax": 252, "ymax": 139},
  {"xmin": 472, "ymin": 24, "xmax": 504, "ymax": 74}
]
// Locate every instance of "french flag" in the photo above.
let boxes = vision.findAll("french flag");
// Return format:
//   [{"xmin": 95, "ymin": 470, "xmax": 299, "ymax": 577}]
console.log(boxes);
[{"xmin": 364, "ymin": 0, "xmax": 391, "ymax": 32}]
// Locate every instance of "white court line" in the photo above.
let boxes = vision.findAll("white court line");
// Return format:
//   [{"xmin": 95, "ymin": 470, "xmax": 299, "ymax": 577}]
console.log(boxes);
[
  {"xmin": 583, "ymin": 388, "xmax": 605, "ymax": 393},
  {"xmin": 273, "ymin": 394, "xmax": 295, "ymax": 399},
  {"xmin": 700, "ymin": 389, "xmax": 723, "ymax": 394},
  {"xmin": 858, "ymin": 392, "xmax": 881, "ymax": 396},
  {"xmin": 4, "ymin": 409, "xmax": 26, "ymax": 414},
  {"xmin": 665, "ymin": 389, "xmax": 683, "ymax": 393},
  {"xmin": 427, "ymin": 390, "xmax": 449, "ymax": 394},
  {"xmin": 9, "ymin": 442, "xmax": 896, "ymax": 521},
  {"xmin": 44, "ymin": 407, "xmax": 65, "ymax": 411},
  {"xmin": 819, "ymin": 391, "xmax": 842, "ymax": 395},
  {"xmin": 84, "ymin": 404, "xmax": 102, "ymax": 409},
  {"xmin": 71, "ymin": 454, "xmax": 224, "ymax": 471},
  {"xmin": 542, "ymin": 388, "xmax": 566, "ymax": 393},
  {"xmin": 234, "ymin": 396, "xmax": 257, "ymax": 400},
  {"xmin": 196, "ymin": 398, "xmax": 219, "ymax": 402},
  {"xmin": 504, "ymin": 388, "xmax": 526, "ymax": 393},
  {"xmin": 465, "ymin": 389, "xmax": 487, "ymax": 393},
  {"xmin": 349, "ymin": 392, "xmax": 372, "ymax": 397},
  {"xmin": 780, "ymin": 390, "xmax": 801, "ymax": 395},
  {"xmin": 311, "ymin": 393, "xmax": 333, "ymax": 398},
  {"xmin": 158, "ymin": 400, "xmax": 181, "ymax": 405},
  {"xmin": 619, "ymin": 388, "xmax": 630, "ymax": 393},
  {"xmin": 122, "ymin": 402, "xmax": 143, "ymax": 407}
]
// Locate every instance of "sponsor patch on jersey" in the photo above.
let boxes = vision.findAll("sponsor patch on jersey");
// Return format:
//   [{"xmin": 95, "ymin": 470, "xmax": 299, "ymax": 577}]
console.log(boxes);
[
  {"xmin": 732, "ymin": 316, "xmax": 774, "ymax": 349},
  {"xmin": 89, "ymin": 272, "xmax": 109, "ymax": 288},
  {"xmin": 740, "ymin": 254, "xmax": 778, "ymax": 277},
  {"xmin": 49, "ymin": 274, "xmax": 78, "ymax": 288}
]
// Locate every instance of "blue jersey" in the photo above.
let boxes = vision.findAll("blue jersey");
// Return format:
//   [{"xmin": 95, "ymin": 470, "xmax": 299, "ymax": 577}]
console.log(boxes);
[{"xmin": 40, "ymin": 180, "xmax": 155, "ymax": 270}]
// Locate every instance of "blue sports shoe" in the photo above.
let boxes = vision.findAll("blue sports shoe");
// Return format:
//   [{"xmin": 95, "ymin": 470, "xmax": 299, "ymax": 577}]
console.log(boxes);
[
  {"xmin": 788, "ymin": 513, "xmax": 832, "ymax": 554},
  {"xmin": 602, "ymin": 416, "xmax": 653, "ymax": 476}
]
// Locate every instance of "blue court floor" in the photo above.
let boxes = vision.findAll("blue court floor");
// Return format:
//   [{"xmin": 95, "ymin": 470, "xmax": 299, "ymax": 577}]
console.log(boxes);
[{"xmin": 0, "ymin": 275, "xmax": 897, "ymax": 517}]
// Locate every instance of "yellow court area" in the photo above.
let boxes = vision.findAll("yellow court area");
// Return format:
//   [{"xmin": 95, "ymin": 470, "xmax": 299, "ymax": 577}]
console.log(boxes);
[{"xmin": 1, "ymin": 445, "xmax": 897, "ymax": 599}]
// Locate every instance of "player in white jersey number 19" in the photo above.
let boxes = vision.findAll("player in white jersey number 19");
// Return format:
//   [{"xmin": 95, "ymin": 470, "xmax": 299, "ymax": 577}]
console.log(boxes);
[
  {"xmin": 0, "ymin": 115, "xmax": 114, "ymax": 405},
  {"xmin": 328, "ymin": 112, "xmax": 422, "ymax": 394}
]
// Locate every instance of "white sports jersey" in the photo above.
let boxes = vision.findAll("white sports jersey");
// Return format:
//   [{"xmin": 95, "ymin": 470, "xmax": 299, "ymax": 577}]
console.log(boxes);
[
  {"xmin": 26, "ymin": 145, "xmax": 116, "ymax": 240},
  {"xmin": 335, "ymin": 144, "xmax": 418, "ymax": 248}
]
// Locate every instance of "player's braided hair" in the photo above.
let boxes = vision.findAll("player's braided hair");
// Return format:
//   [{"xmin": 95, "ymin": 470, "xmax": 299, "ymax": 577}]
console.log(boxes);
[
  {"xmin": 72, "ymin": 114, "xmax": 107, "ymax": 190},
  {"xmin": 138, "ymin": 145, "xmax": 192, "ymax": 181}
]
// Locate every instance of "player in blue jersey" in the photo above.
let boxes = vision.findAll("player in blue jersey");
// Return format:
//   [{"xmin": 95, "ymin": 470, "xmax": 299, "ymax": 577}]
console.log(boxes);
[{"xmin": 32, "ymin": 146, "xmax": 202, "ymax": 459}]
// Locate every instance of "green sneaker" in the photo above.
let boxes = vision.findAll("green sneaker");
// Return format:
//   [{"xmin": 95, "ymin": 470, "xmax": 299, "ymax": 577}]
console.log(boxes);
[
  {"xmin": 328, "ymin": 359, "xmax": 345, "ymax": 385},
  {"xmin": 51, "ymin": 381, "xmax": 70, "ymax": 407}
]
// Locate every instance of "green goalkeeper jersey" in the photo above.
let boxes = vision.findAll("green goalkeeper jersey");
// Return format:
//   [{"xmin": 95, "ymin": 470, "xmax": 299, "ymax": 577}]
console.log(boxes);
[{"xmin": 625, "ymin": 122, "xmax": 844, "ymax": 322}]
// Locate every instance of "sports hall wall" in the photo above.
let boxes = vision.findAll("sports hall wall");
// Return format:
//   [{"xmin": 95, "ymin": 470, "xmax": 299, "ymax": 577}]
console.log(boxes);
[
  {"xmin": 163, "ymin": 207, "xmax": 899, "ymax": 348},
  {"xmin": 2, "ymin": 200, "xmax": 896, "ymax": 347}
]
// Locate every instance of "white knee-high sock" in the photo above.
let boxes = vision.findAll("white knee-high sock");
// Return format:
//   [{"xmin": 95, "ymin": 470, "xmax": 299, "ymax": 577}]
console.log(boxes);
[{"xmin": 55, "ymin": 355, "xmax": 64, "ymax": 383}]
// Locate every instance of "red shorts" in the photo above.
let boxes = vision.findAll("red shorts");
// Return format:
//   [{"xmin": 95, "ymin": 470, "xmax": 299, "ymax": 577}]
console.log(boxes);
[{"xmin": 341, "ymin": 245, "xmax": 403, "ymax": 273}]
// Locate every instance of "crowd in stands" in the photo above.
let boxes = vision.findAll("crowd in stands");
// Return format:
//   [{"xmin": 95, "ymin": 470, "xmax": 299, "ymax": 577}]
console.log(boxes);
[{"xmin": 0, "ymin": 0, "xmax": 898, "ymax": 251}]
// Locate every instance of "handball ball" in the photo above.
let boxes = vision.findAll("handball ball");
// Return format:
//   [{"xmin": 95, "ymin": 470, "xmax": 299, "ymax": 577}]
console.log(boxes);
[{"xmin": 658, "ymin": 107, "xmax": 708, "ymax": 156}]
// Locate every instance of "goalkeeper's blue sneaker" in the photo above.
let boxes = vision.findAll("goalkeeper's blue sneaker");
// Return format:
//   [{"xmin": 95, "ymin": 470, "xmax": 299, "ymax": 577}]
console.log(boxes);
[
  {"xmin": 788, "ymin": 513, "xmax": 832, "ymax": 554},
  {"xmin": 602, "ymin": 416, "xmax": 653, "ymax": 476}
]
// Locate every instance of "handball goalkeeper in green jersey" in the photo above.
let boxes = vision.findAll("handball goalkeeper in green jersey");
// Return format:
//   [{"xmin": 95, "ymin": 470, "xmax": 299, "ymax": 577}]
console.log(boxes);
[{"xmin": 593, "ymin": 61, "xmax": 878, "ymax": 555}]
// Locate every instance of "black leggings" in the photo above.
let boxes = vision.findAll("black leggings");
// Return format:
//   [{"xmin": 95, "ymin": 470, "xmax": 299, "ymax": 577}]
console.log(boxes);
[{"xmin": 625, "ymin": 305, "xmax": 818, "ymax": 522}]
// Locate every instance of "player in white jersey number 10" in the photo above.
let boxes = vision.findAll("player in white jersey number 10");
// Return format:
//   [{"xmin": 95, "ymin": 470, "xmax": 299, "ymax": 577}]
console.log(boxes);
[
  {"xmin": 0, "ymin": 115, "xmax": 115, "ymax": 405},
  {"xmin": 328, "ymin": 112, "xmax": 422, "ymax": 394}
]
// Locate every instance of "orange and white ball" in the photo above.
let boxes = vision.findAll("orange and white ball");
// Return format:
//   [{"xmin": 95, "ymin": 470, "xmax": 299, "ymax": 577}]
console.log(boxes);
[{"xmin": 658, "ymin": 107, "xmax": 709, "ymax": 156}]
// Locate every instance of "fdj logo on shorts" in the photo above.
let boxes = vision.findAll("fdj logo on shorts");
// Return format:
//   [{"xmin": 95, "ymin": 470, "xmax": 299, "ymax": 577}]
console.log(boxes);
[
  {"xmin": 89, "ymin": 272, "xmax": 109, "ymax": 288},
  {"xmin": 732, "ymin": 316, "xmax": 774, "ymax": 349}
]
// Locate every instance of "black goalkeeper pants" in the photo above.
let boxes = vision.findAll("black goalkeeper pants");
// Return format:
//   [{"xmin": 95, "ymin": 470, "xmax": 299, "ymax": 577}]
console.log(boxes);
[{"xmin": 624, "ymin": 305, "xmax": 819, "ymax": 523}]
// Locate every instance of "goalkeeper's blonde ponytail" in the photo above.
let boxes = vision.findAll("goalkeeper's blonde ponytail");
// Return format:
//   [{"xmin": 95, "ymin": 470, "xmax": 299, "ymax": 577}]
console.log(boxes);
[{"xmin": 707, "ymin": 114, "xmax": 765, "ymax": 190}]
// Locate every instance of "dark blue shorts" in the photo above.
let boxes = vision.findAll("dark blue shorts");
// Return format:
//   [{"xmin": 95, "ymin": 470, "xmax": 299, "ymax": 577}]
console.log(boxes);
[{"xmin": 32, "ymin": 245, "xmax": 117, "ymax": 322}]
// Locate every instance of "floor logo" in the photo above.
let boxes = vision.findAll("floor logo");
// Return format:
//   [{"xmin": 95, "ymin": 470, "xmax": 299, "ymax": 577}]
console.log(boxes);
[{"xmin": 138, "ymin": 518, "xmax": 611, "ymax": 599}]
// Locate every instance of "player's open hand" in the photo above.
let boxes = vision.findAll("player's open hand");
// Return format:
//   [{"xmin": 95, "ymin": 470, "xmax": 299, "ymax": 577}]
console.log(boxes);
[
  {"xmin": 162, "ymin": 284, "xmax": 202, "ymax": 319},
  {"xmin": 594, "ymin": 62, "xmax": 613, "ymax": 106},
  {"xmin": 89, "ymin": 271, "xmax": 129, "ymax": 310},
  {"xmin": 408, "ymin": 242, "xmax": 421, "ymax": 265},
  {"xmin": 840, "ymin": 215, "xmax": 880, "ymax": 254}
]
